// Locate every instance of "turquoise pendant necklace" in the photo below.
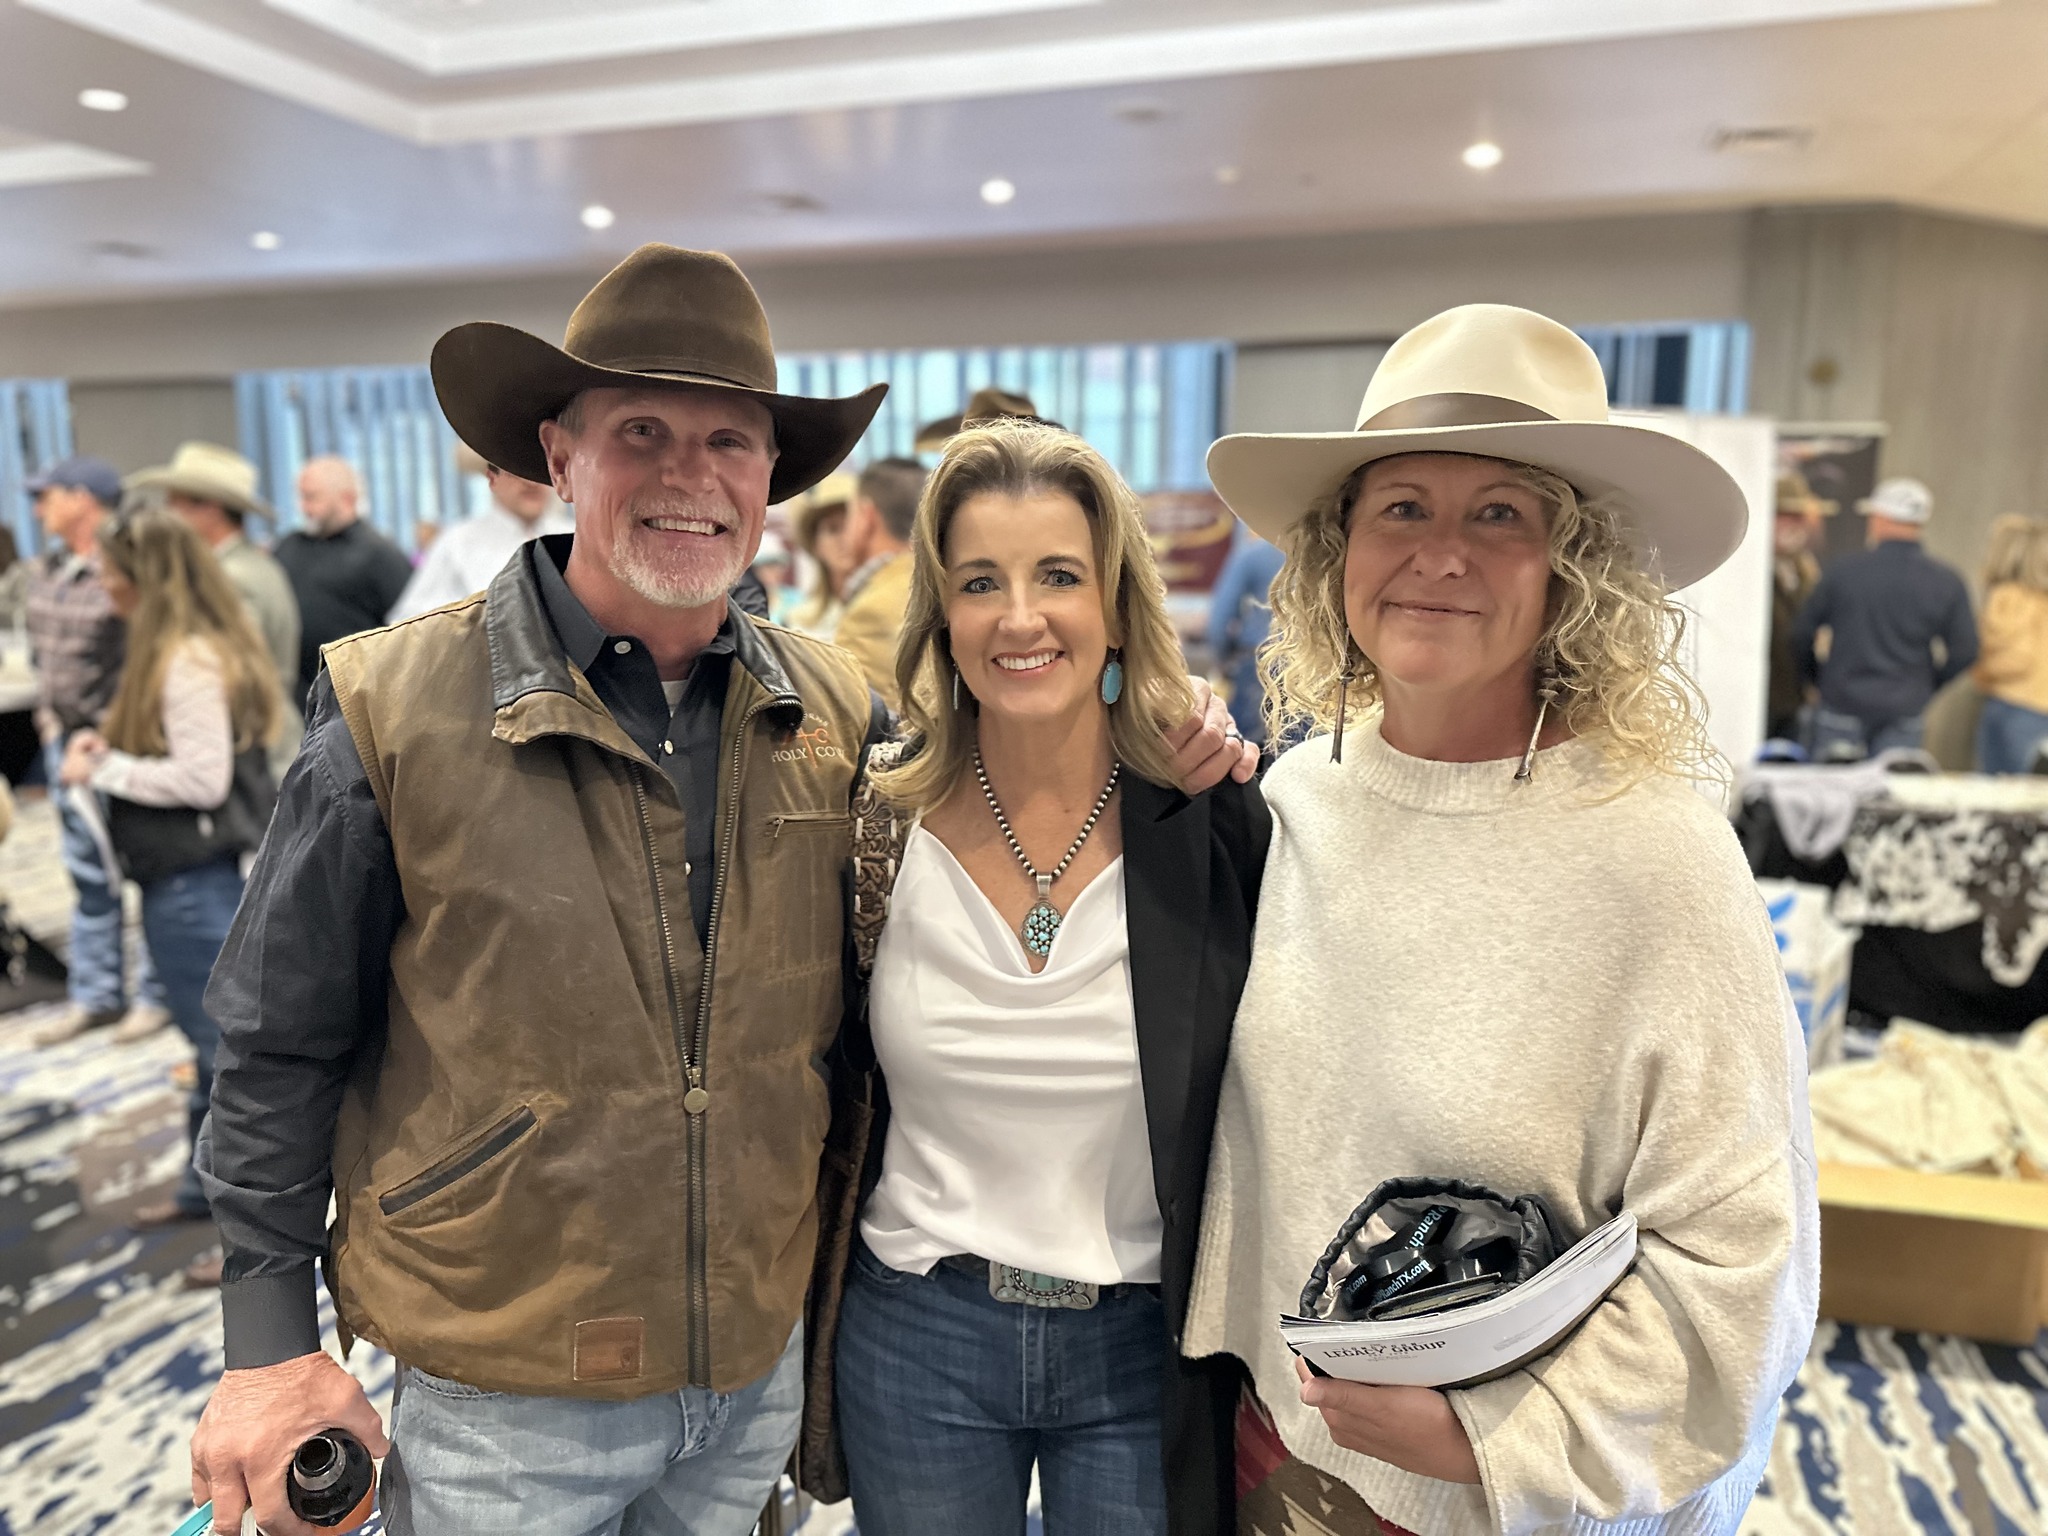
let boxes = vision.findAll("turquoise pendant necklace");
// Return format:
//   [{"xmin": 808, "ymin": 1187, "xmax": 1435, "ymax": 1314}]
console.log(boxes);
[{"xmin": 974, "ymin": 748, "xmax": 1121, "ymax": 958}]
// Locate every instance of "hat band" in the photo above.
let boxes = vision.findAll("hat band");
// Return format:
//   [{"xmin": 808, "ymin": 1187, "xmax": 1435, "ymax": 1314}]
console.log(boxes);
[{"xmin": 1359, "ymin": 392, "xmax": 1559, "ymax": 432}]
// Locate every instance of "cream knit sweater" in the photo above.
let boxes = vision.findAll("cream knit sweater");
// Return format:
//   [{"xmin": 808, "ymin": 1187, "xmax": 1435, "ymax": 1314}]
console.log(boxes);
[{"xmin": 1183, "ymin": 719, "xmax": 1819, "ymax": 1536}]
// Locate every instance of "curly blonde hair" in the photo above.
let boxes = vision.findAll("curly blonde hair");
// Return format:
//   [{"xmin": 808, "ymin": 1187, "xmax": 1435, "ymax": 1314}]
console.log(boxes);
[
  {"xmin": 873, "ymin": 419, "xmax": 1193, "ymax": 814},
  {"xmin": 1260, "ymin": 454, "xmax": 1718, "ymax": 782}
]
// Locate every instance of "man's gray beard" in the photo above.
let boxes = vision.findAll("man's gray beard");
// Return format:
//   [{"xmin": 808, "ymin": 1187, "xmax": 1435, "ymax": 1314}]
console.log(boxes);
[{"xmin": 611, "ymin": 498, "xmax": 749, "ymax": 610}]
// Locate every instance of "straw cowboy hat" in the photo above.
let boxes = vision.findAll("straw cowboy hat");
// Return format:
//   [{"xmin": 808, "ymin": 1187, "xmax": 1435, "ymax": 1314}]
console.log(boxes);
[
  {"xmin": 792, "ymin": 472, "xmax": 857, "ymax": 551},
  {"xmin": 125, "ymin": 441, "xmax": 273, "ymax": 521},
  {"xmin": 914, "ymin": 386, "xmax": 1039, "ymax": 453},
  {"xmin": 1775, "ymin": 469, "xmax": 1836, "ymax": 520},
  {"xmin": 431, "ymin": 243, "xmax": 886, "ymax": 504},
  {"xmin": 1206, "ymin": 304, "xmax": 1748, "ymax": 591}
]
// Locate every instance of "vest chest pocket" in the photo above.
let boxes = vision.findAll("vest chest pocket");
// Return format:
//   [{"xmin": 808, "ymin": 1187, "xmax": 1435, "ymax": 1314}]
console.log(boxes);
[
  {"xmin": 746, "ymin": 809, "xmax": 851, "ymax": 978},
  {"xmin": 378, "ymin": 1105, "xmax": 537, "ymax": 1217},
  {"xmin": 766, "ymin": 810, "xmax": 852, "ymax": 839}
]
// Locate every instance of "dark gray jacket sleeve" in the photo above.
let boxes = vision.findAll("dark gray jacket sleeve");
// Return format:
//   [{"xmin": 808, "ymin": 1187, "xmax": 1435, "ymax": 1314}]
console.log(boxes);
[{"xmin": 196, "ymin": 674, "xmax": 404, "ymax": 1369}]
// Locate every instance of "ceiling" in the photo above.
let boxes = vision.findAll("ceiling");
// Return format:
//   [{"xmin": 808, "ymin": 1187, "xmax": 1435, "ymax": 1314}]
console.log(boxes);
[{"xmin": 3, "ymin": 0, "xmax": 2047, "ymax": 308}]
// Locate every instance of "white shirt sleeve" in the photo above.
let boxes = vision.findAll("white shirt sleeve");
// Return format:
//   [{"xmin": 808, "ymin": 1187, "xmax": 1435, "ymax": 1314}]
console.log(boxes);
[
  {"xmin": 90, "ymin": 641, "xmax": 236, "ymax": 810},
  {"xmin": 386, "ymin": 541, "xmax": 464, "ymax": 623}
]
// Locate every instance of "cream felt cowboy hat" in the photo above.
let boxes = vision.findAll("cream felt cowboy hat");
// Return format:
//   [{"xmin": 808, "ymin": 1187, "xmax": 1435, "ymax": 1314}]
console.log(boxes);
[
  {"xmin": 1206, "ymin": 304, "xmax": 1748, "ymax": 591},
  {"xmin": 432, "ymin": 243, "xmax": 885, "ymax": 505},
  {"xmin": 125, "ymin": 441, "xmax": 273, "ymax": 522}
]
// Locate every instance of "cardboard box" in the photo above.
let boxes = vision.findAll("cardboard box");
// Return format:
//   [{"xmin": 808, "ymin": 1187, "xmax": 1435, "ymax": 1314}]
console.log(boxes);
[{"xmin": 1818, "ymin": 1161, "xmax": 2048, "ymax": 1344}]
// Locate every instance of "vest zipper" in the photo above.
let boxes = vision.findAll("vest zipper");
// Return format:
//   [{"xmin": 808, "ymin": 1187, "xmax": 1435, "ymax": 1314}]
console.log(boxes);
[
  {"xmin": 684, "ymin": 695, "xmax": 774, "ymax": 1385},
  {"xmin": 629, "ymin": 772, "xmax": 703, "ymax": 1382}
]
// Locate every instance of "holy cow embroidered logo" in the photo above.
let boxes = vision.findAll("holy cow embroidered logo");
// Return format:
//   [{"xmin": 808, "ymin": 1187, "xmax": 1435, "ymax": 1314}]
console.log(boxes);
[{"xmin": 773, "ymin": 713, "xmax": 844, "ymax": 764}]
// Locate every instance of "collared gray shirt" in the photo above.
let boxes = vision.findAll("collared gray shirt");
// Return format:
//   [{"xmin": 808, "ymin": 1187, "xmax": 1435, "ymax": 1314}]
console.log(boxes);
[{"xmin": 532, "ymin": 535, "xmax": 730, "ymax": 932}]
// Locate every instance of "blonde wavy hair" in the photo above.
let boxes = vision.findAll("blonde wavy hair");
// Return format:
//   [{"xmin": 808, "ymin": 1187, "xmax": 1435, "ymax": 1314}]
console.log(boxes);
[
  {"xmin": 98, "ymin": 508, "xmax": 281, "ymax": 757},
  {"xmin": 873, "ymin": 419, "xmax": 1193, "ymax": 813},
  {"xmin": 1261, "ymin": 453, "xmax": 1718, "ymax": 782},
  {"xmin": 1983, "ymin": 514, "xmax": 2048, "ymax": 593}
]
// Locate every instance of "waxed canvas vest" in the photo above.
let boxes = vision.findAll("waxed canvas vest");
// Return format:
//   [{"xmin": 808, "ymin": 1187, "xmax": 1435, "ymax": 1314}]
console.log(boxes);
[{"xmin": 319, "ymin": 555, "xmax": 872, "ymax": 1398}]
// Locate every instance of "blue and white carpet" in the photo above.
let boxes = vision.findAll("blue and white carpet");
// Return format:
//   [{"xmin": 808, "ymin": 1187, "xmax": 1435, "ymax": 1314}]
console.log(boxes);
[{"xmin": 0, "ymin": 797, "xmax": 2040, "ymax": 1534}]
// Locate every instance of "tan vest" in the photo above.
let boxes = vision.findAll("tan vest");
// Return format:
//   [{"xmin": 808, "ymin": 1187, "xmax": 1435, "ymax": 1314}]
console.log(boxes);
[{"xmin": 320, "ymin": 565, "xmax": 872, "ymax": 1398}]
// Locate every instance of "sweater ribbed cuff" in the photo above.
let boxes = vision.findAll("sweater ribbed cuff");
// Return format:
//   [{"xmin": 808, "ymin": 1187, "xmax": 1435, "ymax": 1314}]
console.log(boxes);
[{"xmin": 220, "ymin": 1266, "xmax": 323, "ymax": 1370}]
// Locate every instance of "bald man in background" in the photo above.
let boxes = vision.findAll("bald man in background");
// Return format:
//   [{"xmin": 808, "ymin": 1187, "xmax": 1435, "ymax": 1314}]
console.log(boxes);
[{"xmin": 273, "ymin": 458, "xmax": 416, "ymax": 706}]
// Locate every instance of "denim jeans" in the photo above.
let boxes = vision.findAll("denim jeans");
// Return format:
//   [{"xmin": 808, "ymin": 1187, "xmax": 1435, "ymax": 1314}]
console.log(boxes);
[
  {"xmin": 835, "ymin": 1238, "xmax": 1169, "ymax": 1536},
  {"xmin": 46, "ymin": 738, "xmax": 164, "ymax": 1015},
  {"xmin": 381, "ymin": 1321, "xmax": 803, "ymax": 1536},
  {"xmin": 138, "ymin": 854, "xmax": 243, "ymax": 1216},
  {"xmin": 1976, "ymin": 696, "xmax": 2048, "ymax": 774},
  {"xmin": 1810, "ymin": 707, "xmax": 1925, "ymax": 762}
]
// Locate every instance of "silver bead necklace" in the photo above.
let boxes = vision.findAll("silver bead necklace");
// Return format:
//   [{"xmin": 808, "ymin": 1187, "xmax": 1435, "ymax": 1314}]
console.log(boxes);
[{"xmin": 974, "ymin": 747, "xmax": 1121, "ymax": 958}]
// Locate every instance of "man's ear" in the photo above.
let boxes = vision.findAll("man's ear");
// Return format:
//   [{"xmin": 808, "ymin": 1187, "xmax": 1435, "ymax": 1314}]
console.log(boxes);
[{"xmin": 535, "ymin": 420, "xmax": 578, "ymax": 503}]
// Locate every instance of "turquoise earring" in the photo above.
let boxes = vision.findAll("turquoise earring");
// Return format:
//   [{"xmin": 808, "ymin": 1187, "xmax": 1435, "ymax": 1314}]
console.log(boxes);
[{"xmin": 1100, "ymin": 650, "xmax": 1124, "ymax": 705}]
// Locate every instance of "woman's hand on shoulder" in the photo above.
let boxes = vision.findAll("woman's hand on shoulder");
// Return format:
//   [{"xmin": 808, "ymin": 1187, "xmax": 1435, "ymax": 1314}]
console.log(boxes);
[
  {"xmin": 1294, "ymin": 1358, "xmax": 1480, "ymax": 1485},
  {"xmin": 1167, "ymin": 676, "xmax": 1258, "ymax": 793}
]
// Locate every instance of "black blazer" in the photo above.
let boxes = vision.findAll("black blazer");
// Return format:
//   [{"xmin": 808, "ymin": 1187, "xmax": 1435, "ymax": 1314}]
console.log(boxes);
[{"xmin": 1123, "ymin": 771, "xmax": 1270, "ymax": 1536}]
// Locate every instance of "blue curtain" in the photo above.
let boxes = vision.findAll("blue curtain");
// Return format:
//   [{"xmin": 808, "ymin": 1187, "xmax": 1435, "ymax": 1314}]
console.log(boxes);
[
  {"xmin": 1576, "ymin": 322, "xmax": 1751, "ymax": 414},
  {"xmin": 776, "ymin": 340, "xmax": 1231, "ymax": 493},
  {"xmin": 0, "ymin": 379, "xmax": 76, "ymax": 558},
  {"xmin": 236, "ymin": 366, "xmax": 466, "ymax": 551}
]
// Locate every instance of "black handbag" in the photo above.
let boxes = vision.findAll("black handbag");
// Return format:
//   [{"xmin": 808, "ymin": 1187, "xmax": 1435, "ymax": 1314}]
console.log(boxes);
[{"xmin": 106, "ymin": 745, "xmax": 277, "ymax": 885}]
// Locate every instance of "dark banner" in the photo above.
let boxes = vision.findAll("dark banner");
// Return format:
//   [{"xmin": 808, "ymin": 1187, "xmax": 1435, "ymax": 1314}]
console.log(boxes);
[{"xmin": 1778, "ymin": 425, "xmax": 1886, "ymax": 566}]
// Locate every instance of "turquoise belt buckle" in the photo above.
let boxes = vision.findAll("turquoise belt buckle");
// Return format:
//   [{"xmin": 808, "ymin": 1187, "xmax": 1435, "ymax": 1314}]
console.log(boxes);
[{"xmin": 988, "ymin": 1261, "xmax": 1100, "ymax": 1309}]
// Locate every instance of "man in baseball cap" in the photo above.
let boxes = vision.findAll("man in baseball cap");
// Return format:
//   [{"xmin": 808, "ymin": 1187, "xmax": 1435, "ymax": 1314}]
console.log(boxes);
[
  {"xmin": 1792, "ymin": 476, "xmax": 1979, "ymax": 758},
  {"xmin": 24, "ymin": 457, "xmax": 174, "ymax": 1051}
]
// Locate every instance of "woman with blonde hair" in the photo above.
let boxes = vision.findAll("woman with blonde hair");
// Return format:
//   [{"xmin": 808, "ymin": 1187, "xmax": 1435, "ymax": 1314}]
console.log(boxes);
[
  {"xmin": 821, "ymin": 417, "xmax": 1267, "ymax": 1534},
  {"xmin": 60, "ymin": 508, "xmax": 279, "ymax": 1252},
  {"xmin": 1974, "ymin": 514, "xmax": 2048, "ymax": 773},
  {"xmin": 1180, "ymin": 305, "xmax": 1817, "ymax": 1535}
]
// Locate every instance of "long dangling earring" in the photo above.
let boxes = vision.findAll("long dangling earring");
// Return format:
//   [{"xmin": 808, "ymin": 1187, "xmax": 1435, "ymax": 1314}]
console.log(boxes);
[
  {"xmin": 1331, "ymin": 641, "xmax": 1359, "ymax": 765},
  {"xmin": 1100, "ymin": 648, "xmax": 1124, "ymax": 706},
  {"xmin": 952, "ymin": 664, "xmax": 963, "ymax": 711},
  {"xmin": 1514, "ymin": 663, "xmax": 1562, "ymax": 783}
]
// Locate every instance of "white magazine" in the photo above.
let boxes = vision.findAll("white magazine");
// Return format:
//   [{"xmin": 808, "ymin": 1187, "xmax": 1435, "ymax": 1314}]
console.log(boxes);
[{"xmin": 1279, "ymin": 1211, "xmax": 1638, "ymax": 1389}]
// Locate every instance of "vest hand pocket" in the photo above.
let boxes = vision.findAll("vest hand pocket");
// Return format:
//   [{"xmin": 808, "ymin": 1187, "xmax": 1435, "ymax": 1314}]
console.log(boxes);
[{"xmin": 378, "ymin": 1104, "xmax": 538, "ymax": 1218}]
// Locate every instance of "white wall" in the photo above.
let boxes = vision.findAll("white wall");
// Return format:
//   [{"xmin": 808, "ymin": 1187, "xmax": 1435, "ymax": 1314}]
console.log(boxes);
[
  {"xmin": 1618, "ymin": 410, "xmax": 1776, "ymax": 778},
  {"xmin": 0, "ymin": 211, "xmax": 1750, "ymax": 383}
]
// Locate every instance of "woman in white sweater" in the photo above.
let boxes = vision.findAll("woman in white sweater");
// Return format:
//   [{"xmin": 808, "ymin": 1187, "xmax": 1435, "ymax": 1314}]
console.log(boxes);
[
  {"xmin": 1181, "ymin": 305, "xmax": 1819, "ymax": 1536},
  {"xmin": 60, "ymin": 509, "xmax": 280, "ymax": 1251}
]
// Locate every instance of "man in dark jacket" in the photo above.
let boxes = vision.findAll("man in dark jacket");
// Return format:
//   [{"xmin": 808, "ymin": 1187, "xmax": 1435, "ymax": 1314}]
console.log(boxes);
[
  {"xmin": 1792, "ymin": 476, "xmax": 1978, "ymax": 759},
  {"xmin": 273, "ymin": 458, "xmax": 415, "ymax": 705}
]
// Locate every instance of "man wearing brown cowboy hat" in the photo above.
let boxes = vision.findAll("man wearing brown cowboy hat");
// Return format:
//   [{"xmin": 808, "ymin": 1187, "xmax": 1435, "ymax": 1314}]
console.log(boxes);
[{"xmin": 186, "ymin": 243, "xmax": 1253, "ymax": 1536}]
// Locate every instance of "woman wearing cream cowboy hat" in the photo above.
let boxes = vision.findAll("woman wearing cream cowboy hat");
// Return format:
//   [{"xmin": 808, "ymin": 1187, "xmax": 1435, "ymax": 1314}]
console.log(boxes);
[{"xmin": 1180, "ymin": 305, "xmax": 1818, "ymax": 1535}]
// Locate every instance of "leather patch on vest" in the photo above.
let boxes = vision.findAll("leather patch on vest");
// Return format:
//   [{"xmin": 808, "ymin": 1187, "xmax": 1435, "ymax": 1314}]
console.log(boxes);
[{"xmin": 572, "ymin": 1317, "xmax": 646, "ymax": 1382}]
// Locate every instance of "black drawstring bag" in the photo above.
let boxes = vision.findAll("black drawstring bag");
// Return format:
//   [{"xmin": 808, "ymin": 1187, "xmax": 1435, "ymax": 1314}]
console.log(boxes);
[{"xmin": 1300, "ymin": 1177, "xmax": 1571, "ymax": 1324}]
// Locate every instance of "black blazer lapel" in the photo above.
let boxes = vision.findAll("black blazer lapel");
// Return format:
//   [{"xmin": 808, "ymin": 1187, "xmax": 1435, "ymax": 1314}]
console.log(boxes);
[{"xmin": 1121, "ymin": 775, "xmax": 1210, "ymax": 1226}]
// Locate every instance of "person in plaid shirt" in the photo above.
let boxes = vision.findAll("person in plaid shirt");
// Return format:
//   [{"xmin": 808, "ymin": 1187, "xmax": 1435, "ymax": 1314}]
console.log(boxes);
[{"xmin": 24, "ymin": 456, "xmax": 171, "ymax": 1052}]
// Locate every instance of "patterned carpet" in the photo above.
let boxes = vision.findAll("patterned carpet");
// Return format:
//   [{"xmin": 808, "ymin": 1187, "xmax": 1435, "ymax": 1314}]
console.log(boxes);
[{"xmin": 0, "ymin": 794, "xmax": 2041, "ymax": 1534}]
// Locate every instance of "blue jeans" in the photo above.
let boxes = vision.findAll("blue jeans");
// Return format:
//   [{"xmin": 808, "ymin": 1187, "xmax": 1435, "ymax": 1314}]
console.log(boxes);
[
  {"xmin": 1976, "ymin": 696, "xmax": 2048, "ymax": 774},
  {"xmin": 835, "ymin": 1239, "xmax": 1169, "ymax": 1536},
  {"xmin": 1811, "ymin": 707, "xmax": 1925, "ymax": 761},
  {"xmin": 381, "ymin": 1322, "xmax": 803, "ymax": 1536},
  {"xmin": 138, "ymin": 854, "xmax": 243, "ymax": 1217},
  {"xmin": 46, "ymin": 738, "xmax": 164, "ymax": 1015}
]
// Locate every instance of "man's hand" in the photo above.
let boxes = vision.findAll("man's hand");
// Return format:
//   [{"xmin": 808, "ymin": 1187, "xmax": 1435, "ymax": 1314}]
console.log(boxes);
[
  {"xmin": 192, "ymin": 1351, "xmax": 389, "ymax": 1536},
  {"xmin": 1296, "ymin": 1358, "xmax": 1481, "ymax": 1485},
  {"xmin": 1168, "ymin": 677, "xmax": 1258, "ymax": 793}
]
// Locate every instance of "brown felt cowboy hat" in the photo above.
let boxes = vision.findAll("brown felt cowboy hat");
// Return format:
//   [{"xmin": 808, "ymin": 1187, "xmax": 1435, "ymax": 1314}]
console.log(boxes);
[
  {"xmin": 432, "ymin": 244, "xmax": 886, "ymax": 505},
  {"xmin": 914, "ymin": 387, "xmax": 1039, "ymax": 453}
]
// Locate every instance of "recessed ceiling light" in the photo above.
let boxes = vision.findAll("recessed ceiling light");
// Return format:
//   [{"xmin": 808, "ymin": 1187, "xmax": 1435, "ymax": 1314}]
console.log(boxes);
[
  {"xmin": 78, "ymin": 88, "xmax": 128, "ymax": 113},
  {"xmin": 1215, "ymin": 165, "xmax": 1243, "ymax": 185},
  {"xmin": 1462, "ymin": 140, "xmax": 1504, "ymax": 171},
  {"xmin": 250, "ymin": 230, "xmax": 281, "ymax": 251},
  {"xmin": 580, "ymin": 203, "xmax": 616, "ymax": 230},
  {"xmin": 980, "ymin": 177, "xmax": 1016, "ymax": 206}
]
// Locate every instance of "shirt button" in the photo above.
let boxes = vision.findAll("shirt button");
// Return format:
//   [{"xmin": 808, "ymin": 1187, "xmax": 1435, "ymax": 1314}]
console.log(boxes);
[
  {"xmin": 663, "ymin": 740, "xmax": 675, "ymax": 755},
  {"xmin": 684, "ymin": 861, "xmax": 692, "ymax": 876},
  {"xmin": 613, "ymin": 640, "xmax": 631, "ymax": 655}
]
